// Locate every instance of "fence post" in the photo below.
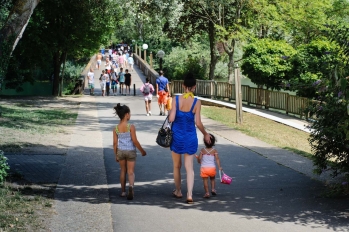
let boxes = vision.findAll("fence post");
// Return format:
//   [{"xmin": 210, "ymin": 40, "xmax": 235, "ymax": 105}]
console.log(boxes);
[
  {"xmin": 286, "ymin": 94, "xmax": 289, "ymax": 114},
  {"xmin": 214, "ymin": 81, "xmax": 217, "ymax": 99},
  {"xmin": 133, "ymin": 83, "xmax": 136, "ymax": 96},
  {"xmin": 265, "ymin": 90, "xmax": 270, "ymax": 109}
]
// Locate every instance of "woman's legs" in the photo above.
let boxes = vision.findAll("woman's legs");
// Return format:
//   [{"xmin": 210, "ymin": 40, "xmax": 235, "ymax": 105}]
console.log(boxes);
[
  {"xmin": 184, "ymin": 154, "xmax": 194, "ymax": 200},
  {"xmin": 119, "ymin": 160, "xmax": 127, "ymax": 193},
  {"xmin": 171, "ymin": 152, "xmax": 182, "ymax": 196}
]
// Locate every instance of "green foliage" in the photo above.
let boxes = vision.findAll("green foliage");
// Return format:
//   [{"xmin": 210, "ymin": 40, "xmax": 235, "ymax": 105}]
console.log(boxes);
[
  {"xmin": 163, "ymin": 41, "xmax": 209, "ymax": 80},
  {"xmin": 307, "ymin": 77, "xmax": 349, "ymax": 178},
  {"xmin": 0, "ymin": 0, "xmax": 12, "ymax": 29},
  {"xmin": 289, "ymin": 39, "xmax": 340, "ymax": 97},
  {"xmin": 0, "ymin": 150, "xmax": 9, "ymax": 184},
  {"xmin": 242, "ymin": 39, "xmax": 296, "ymax": 89},
  {"xmin": 61, "ymin": 61, "xmax": 84, "ymax": 95}
]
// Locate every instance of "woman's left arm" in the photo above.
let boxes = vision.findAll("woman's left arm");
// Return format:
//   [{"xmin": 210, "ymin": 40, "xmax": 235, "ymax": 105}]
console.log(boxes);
[{"xmin": 195, "ymin": 100, "xmax": 211, "ymax": 143}]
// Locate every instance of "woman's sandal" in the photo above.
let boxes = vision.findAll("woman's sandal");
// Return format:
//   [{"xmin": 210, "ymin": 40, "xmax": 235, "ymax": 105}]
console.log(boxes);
[
  {"xmin": 186, "ymin": 199, "xmax": 194, "ymax": 204},
  {"xmin": 172, "ymin": 189, "xmax": 183, "ymax": 198},
  {"xmin": 203, "ymin": 193, "xmax": 210, "ymax": 198},
  {"xmin": 211, "ymin": 189, "xmax": 217, "ymax": 196},
  {"xmin": 119, "ymin": 192, "xmax": 126, "ymax": 197}
]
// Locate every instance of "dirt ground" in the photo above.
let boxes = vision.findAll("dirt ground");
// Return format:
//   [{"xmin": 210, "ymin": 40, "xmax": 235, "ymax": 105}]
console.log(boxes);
[{"xmin": 0, "ymin": 96, "xmax": 81, "ymax": 154}]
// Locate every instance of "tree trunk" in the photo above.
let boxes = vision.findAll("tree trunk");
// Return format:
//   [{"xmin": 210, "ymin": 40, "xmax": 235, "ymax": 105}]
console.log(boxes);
[
  {"xmin": 0, "ymin": 0, "xmax": 39, "ymax": 56},
  {"xmin": 208, "ymin": 20, "xmax": 218, "ymax": 80},
  {"xmin": 52, "ymin": 52, "xmax": 63, "ymax": 96},
  {"xmin": 228, "ymin": 53, "xmax": 234, "ymax": 84},
  {"xmin": 0, "ymin": 0, "xmax": 39, "ymax": 79}
]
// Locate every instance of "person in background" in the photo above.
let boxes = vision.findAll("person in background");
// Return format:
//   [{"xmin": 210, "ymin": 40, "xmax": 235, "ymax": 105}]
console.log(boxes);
[
  {"xmin": 124, "ymin": 69, "xmax": 132, "ymax": 95},
  {"xmin": 140, "ymin": 77, "xmax": 154, "ymax": 116},
  {"xmin": 87, "ymin": 67, "xmax": 94, "ymax": 95},
  {"xmin": 127, "ymin": 54, "xmax": 134, "ymax": 72},
  {"xmin": 156, "ymin": 70, "xmax": 170, "ymax": 116},
  {"xmin": 118, "ymin": 68, "xmax": 126, "ymax": 95},
  {"xmin": 105, "ymin": 69, "xmax": 111, "ymax": 96},
  {"xmin": 96, "ymin": 53, "xmax": 102, "ymax": 70},
  {"xmin": 110, "ymin": 68, "xmax": 118, "ymax": 96},
  {"xmin": 100, "ymin": 70, "xmax": 106, "ymax": 97}
]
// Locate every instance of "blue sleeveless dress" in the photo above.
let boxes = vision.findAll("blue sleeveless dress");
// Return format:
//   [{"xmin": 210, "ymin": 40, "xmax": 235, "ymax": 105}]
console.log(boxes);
[{"xmin": 170, "ymin": 95, "xmax": 198, "ymax": 155}]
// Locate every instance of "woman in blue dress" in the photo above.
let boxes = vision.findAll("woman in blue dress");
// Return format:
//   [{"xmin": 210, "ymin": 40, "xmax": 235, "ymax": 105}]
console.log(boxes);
[{"xmin": 168, "ymin": 73, "xmax": 211, "ymax": 204}]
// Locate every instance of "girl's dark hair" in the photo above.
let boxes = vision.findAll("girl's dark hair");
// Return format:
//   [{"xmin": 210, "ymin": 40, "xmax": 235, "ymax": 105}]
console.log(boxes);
[
  {"xmin": 204, "ymin": 133, "xmax": 216, "ymax": 148},
  {"xmin": 113, "ymin": 103, "xmax": 130, "ymax": 120},
  {"xmin": 184, "ymin": 72, "xmax": 196, "ymax": 88},
  {"xmin": 146, "ymin": 77, "xmax": 150, "ymax": 83}
]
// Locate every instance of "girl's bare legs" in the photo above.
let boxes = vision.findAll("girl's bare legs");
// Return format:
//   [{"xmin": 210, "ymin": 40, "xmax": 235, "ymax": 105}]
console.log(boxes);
[
  {"xmin": 127, "ymin": 161, "xmax": 136, "ymax": 186},
  {"xmin": 144, "ymin": 101, "xmax": 149, "ymax": 114},
  {"xmin": 148, "ymin": 100, "xmax": 151, "ymax": 114},
  {"xmin": 184, "ymin": 154, "xmax": 194, "ymax": 200},
  {"xmin": 119, "ymin": 160, "xmax": 127, "ymax": 193},
  {"xmin": 172, "ymin": 152, "xmax": 182, "ymax": 196},
  {"xmin": 210, "ymin": 176, "xmax": 215, "ymax": 191},
  {"xmin": 203, "ymin": 177, "xmax": 209, "ymax": 193}
]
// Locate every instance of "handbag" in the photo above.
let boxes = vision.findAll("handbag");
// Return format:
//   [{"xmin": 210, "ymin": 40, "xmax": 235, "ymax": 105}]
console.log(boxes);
[
  {"xmin": 219, "ymin": 170, "xmax": 232, "ymax": 185},
  {"xmin": 156, "ymin": 116, "xmax": 173, "ymax": 148}
]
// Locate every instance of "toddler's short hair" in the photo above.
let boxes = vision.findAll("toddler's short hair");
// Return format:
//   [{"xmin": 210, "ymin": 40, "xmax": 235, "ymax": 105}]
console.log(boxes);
[{"xmin": 204, "ymin": 133, "xmax": 216, "ymax": 148}]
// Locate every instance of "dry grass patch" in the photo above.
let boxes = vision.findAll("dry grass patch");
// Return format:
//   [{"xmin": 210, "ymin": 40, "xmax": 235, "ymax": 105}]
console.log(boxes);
[{"xmin": 201, "ymin": 106, "xmax": 313, "ymax": 158}]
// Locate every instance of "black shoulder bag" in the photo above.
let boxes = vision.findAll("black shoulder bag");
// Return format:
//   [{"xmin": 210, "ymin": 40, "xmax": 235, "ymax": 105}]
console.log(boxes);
[{"xmin": 156, "ymin": 116, "xmax": 173, "ymax": 148}]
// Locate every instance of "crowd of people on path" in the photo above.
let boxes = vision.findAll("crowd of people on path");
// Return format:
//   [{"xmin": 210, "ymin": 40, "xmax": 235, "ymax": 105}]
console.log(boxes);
[
  {"xmin": 87, "ymin": 44, "xmax": 135, "ymax": 96},
  {"xmin": 111, "ymin": 72, "xmax": 224, "ymax": 204}
]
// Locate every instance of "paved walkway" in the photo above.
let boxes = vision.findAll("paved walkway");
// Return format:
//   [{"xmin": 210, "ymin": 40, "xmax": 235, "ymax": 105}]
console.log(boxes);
[{"xmin": 6, "ymin": 56, "xmax": 349, "ymax": 231}]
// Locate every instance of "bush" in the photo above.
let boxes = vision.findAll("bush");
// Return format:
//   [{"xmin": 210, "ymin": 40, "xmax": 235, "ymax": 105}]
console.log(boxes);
[
  {"xmin": 0, "ymin": 150, "xmax": 9, "ymax": 184},
  {"xmin": 62, "ymin": 61, "xmax": 84, "ymax": 94},
  {"xmin": 307, "ymin": 77, "xmax": 349, "ymax": 178},
  {"xmin": 163, "ymin": 41, "xmax": 209, "ymax": 80}
]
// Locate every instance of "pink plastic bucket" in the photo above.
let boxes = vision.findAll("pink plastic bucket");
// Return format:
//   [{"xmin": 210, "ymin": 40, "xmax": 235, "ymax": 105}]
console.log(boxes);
[{"xmin": 219, "ymin": 170, "xmax": 232, "ymax": 185}]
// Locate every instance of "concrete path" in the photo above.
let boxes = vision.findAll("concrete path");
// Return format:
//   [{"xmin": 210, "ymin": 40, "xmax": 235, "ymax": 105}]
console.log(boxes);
[
  {"xmin": 5, "ymin": 55, "xmax": 348, "ymax": 231},
  {"xmin": 94, "ymin": 59, "xmax": 347, "ymax": 231}
]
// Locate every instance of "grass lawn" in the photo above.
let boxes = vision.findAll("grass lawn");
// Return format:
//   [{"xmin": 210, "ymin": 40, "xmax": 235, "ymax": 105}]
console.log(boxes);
[{"xmin": 201, "ymin": 106, "xmax": 313, "ymax": 158}]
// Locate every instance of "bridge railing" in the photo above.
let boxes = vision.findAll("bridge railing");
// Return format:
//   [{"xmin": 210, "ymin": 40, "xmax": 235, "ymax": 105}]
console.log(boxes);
[
  {"xmin": 133, "ymin": 53, "xmax": 158, "ymax": 87},
  {"xmin": 170, "ymin": 80, "xmax": 312, "ymax": 118},
  {"xmin": 132, "ymin": 55, "xmax": 312, "ymax": 118}
]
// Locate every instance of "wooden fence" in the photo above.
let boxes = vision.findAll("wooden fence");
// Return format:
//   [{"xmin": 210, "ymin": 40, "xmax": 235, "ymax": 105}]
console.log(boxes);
[
  {"xmin": 132, "ymin": 54, "xmax": 311, "ymax": 117},
  {"xmin": 171, "ymin": 80, "xmax": 311, "ymax": 117}
]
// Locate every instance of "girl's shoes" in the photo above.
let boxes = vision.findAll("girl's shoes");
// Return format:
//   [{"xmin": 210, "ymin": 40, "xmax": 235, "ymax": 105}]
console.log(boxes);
[
  {"xmin": 119, "ymin": 192, "xmax": 126, "ymax": 197},
  {"xmin": 203, "ymin": 192, "xmax": 210, "ymax": 198},
  {"xmin": 211, "ymin": 189, "xmax": 217, "ymax": 196},
  {"xmin": 127, "ymin": 186, "xmax": 134, "ymax": 200},
  {"xmin": 186, "ymin": 199, "xmax": 194, "ymax": 204}
]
